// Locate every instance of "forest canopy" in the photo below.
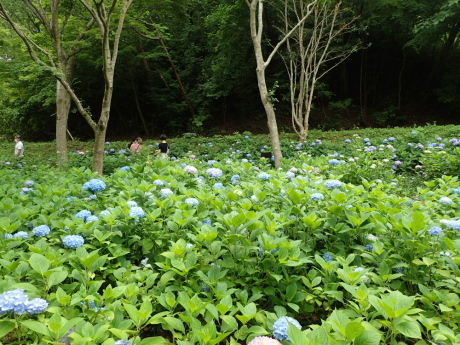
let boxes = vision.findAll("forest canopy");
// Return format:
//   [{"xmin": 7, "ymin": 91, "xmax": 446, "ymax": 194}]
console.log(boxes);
[{"xmin": 0, "ymin": 0, "xmax": 459, "ymax": 141}]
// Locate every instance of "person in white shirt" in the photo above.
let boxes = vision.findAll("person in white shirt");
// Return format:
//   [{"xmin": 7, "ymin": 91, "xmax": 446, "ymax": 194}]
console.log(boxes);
[{"xmin": 14, "ymin": 135, "xmax": 24, "ymax": 157}]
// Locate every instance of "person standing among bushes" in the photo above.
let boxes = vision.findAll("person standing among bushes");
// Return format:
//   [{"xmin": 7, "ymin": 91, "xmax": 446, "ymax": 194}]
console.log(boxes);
[
  {"xmin": 130, "ymin": 137, "xmax": 142, "ymax": 153},
  {"xmin": 14, "ymin": 135, "xmax": 24, "ymax": 158},
  {"xmin": 157, "ymin": 134, "xmax": 170, "ymax": 158}
]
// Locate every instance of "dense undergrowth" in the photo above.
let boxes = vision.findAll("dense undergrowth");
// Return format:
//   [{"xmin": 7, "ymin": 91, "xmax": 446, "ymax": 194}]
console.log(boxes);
[{"xmin": 1, "ymin": 125, "xmax": 460, "ymax": 345}]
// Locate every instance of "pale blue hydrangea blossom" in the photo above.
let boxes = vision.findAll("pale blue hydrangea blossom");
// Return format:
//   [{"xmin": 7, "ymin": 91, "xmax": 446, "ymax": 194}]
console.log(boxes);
[
  {"xmin": 82, "ymin": 179, "xmax": 106, "ymax": 193},
  {"xmin": 32, "ymin": 225, "xmax": 50, "ymax": 237},
  {"xmin": 63, "ymin": 235, "xmax": 85, "ymax": 248},
  {"xmin": 272, "ymin": 316, "xmax": 302, "ymax": 341},
  {"xmin": 206, "ymin": 168, "xmax": 223, "ymax": 179},
  {"xmin": 160, "ymin": 188, "xmax": 173, "ymax": 198},
  {"xmin": 248, "ymin": 336, "xmax": 282, "ymax": 345},
  {"xmin": 185, "ymin": 198, "xmax": 199, "ymax": 206}
]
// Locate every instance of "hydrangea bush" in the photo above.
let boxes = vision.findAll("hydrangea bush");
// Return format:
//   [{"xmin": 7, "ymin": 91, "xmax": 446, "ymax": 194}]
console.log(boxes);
[{"xmin": 1, "ymin": 127, "xmax": 460, "ymax": 344}]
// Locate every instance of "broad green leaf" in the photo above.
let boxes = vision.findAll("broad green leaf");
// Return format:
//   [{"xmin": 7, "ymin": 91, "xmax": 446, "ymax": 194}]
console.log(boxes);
[
  {"xmin": 29, "ymin": 253, "xmax": 50, "ymax": 274},
  {"xmin": 394, "ymin": 320, "xmax": 421, "ymax": 339},
  {"xmin": 0, "ymin": 320, "xmax": 16, "ymax": 338},
  {"xmin": 354, "ymin": 330, "xmax": 381, "ymax": 345},
  {"xmin": 21, "ymin": 320, "xmax": 50, "ymax": 336},
  {"xmin": 345, "ymin": 321, "xmax": 364, "ymax": 339}
]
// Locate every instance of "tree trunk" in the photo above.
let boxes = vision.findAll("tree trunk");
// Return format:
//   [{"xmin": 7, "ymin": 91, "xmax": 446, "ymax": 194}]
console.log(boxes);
[
  {"xmin": 56, "ymin": 79, "xmax": 70, "ymax": 168},
  {"xmin": 256, "ymin": 68, "xmax": 283, "ymax": 167},
  {"xmin": 92, "ymin": 123, "xmax": 107, "ymax": 174}
]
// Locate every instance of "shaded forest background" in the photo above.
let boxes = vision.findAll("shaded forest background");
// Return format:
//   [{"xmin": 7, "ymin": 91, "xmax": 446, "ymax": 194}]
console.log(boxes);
[{"xmin": 0, "ymin": 0, "xmax": 459, "ymax": 141}]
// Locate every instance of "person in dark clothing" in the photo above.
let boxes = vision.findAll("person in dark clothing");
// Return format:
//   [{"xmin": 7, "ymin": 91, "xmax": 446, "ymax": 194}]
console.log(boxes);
[
  {"xmin": 157, "ymin": 134, "xmax": 170, "ymax": 158},
  {"xmin": 128, "ymin": 137, "xmax": 136, "ymax": 149}
]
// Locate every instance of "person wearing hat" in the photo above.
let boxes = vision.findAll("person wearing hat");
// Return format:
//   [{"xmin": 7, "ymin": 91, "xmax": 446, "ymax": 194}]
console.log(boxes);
[{"xmin": 14, "ymin": 135, "xmax": 24, "ymax": 158}]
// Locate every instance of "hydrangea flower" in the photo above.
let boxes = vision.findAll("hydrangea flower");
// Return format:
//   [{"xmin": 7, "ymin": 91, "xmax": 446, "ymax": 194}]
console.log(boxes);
[
  {"xmin": 5, "ymin": 234, "xmax": 13, "ymax": 239},
  {"xmin": 100, "ymin": 210, "xmax": 111, "ymax": 216},
  {"xmin": 202, "ymin": 219, "xmax": 212, "ymax": 226},
  {"xmin": 129, "ymin": 207, "xmax": 145, "ymax": 218},
  {"xmin": 153, "ymin": 179, "xmax": 164, "ymax": 186},
  {"xmin": 428, "ymin": 227, "xmax": 443, "ymax": 236},
  {"xmin": 0, "ymin": 289, "xmax": 29, "ymax": 314},
  {"xmin": 184, "ymin": 166, "xmax": 198, "ymax": 174},
  {"xmin": 13, "ymin": 231, "xmax": 29, "ymax": 239},
  {"xmin": 32, "ymin": 225, "xmax": 50, "ymax": 237},
  {"xmin": 440, "ymin": 251, "xmax": 452, "ymax": 257},
  {"xmin": 324, "ymin": 179, "xmax": 342, "ymax": 189},
  {"xmin": 185, "ymin": 198, "xmax": 199, "ymax": 206},
  {"xmin": 365, "ymin": 146, "xmax": 377, "ymax": 152},
  {"xmin": 272, "ymin": 316, "xmax": 302, "ymax": 341},
  {"xmin": 160, "ymin": 188, "xmax": 173, "ymax": 198},
  {"xmin": 82, "ymin": 179, "xmax": 106, "ymax": 193},
  {"xmin": 120, "ymin": 166, "xmax": 130, "ymax": 171},
  {"xmin": 258, "ymin": 172, "xmax": 270, "ymax": 180},
  {"xmin": 213, "ymin": 182, "xmax": 224, "ymax": 189},
  {"xmin": 127, "ymin": 200, "xmax": 138, "ymax": 207},
  {"xmin": 365, "ymin": 243, "xmax": 374, "ymax": 252},
  {"xmin": 439, "ymin": 197, "xmax": 453, "ymax": 205},
  {"xmin": 322, "ymin": 252, "xmax": 333, "ymax": 262},
  {"xmin": 75, "ymin": 210, "xmax": 92, "ymax": 220},
  {"xmin": 86, "ymin": 215, "xmax": 99, "ymax": 223},
  {"xmin": 63, "ymin": 235, "xmax": 84, "ymax": 248},
  {"xmin": 311, "ymin": 193, "xmax": 324, "ymax": 201},
  {"xmin": 248, "ymin": 336, "xmax": 282, "ymax": 345},
  {"xmin": 363, "ymin": 138, "xmax": 370, "ymax": 142},
  {"xmin": 328, "ymin": 159, "xmax": 340, "ymax": 165},
  {"xmin": 286, "ymin": 171, "xmax": 295, "ymax": 179},
  {"xmin": 114, "ymin": 340, "xmax": 132, "ymax": 345},
  {"xmin": 88, "ymin": 194, "xmax": 97, "ymax": 200},
  {"xmin": 24, "ymin": 298, "xmax": 49, "ymax": 314},
  {"xmin": 354, "ymin": 267, "xmax": 365, "ymax": 272},
  {"xmin": 344, "ymin": 139, "xmax": 351, "ymax": 143},
  {"xmin": 20, "ymin": 187, "xmax": 34, "ymax": 195},
  {"xmin": 206, "ymin": 168, "xmax": 223, "ymax": 179},
  {"xmin": 207, "ymin": 160, "xmax": 217, "ymax": 166},
  {"xmin": 24, "ymin": 180, "xmax": 34, "ymax": 186}
]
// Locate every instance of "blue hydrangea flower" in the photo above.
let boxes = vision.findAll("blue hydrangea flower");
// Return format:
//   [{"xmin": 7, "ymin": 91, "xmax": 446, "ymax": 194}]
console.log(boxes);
[
  {"xmin": 365, "ymin": 243, "xmax": 374, "ymax": 252},
  {"xmin": 272, "ymin": 316, "xmax": 302, "ymax": 341},
  {"xmin": 206, "ymin": 168, "xmax": 223, "ymax": 179},
  {"xmin": 153, "ymin": 179, "xmax": 164, "ymax": 186},
  {"xmin": 88, "ymin": 194, "xmax": 97, "ymax": 200},
  {"xmin": 127, "ymin": 200, "xmax": 138, "ymax": 207},
  {"xmin": 63, "ymin": 235, "xmax": 84, "ymax": 248},
  {"xmin": 86, "ymin": 215, "xmax": 99, "ymax": 223},
  {"xmin": 248, "ymin": 336, "xmax": 282, "ymax": 345},
  {"xmin": 213, "ymin": 182, "xmax": 224, "ymax": 189},
  {"xmin": 207, "ymin": 160, "xmax": 217, "ymax": 166},
  {"xmin": 202, "ymin": 219, "xmax": 212, "ymax": 226},
  {"xmin": 24, "ymin": 298, "xmax": 48, "ymax": 314},
  {"xmin": 286, "ymin": 171, "xmax": 295, "ymax": 179},
  {"xmin": 20, "ymin": 187, "xmax": 34, "ymax": 195},
  {"xmin": 363, "ymin": 138, "xmax": 370, "ymax": 143},
  {"xmin": 322, "ymin": 252, "xmax": 333, "ymax": 262},
  {"xmin": 185, "ymin": 198, "xmax": 199, "ymax": 206},
  {"xmin": 328, "ymin": 159, "xmax": 340, "ymax": 165},
  {"xmin": 128, "ymin": 206, "xmax": 145, "ymax": 218},
  {"xmin": 120, "ymin": 166, "xmax": 130, "ymax": 171},
  {"xmin": 32, "ymin": 225, "xmax": 50, "ymax": 237},
  {"xmin": 311, "ymin": 193, "xmax": 324, "ymax": 201},
  {"xmin": 452, "ymin": 188, "xmax": 460, "ymax": 195},
  {"xmin": 354, "ymin": 267, "xmax": 365, "ymax": 272},
  {"xmin": 428, "ymin": 227, "xmax": 443, "ymax": 236},
  {"xmin": 344, "ymin": 139, "xmax": 351, "ymax": 143},
  {"xmin": 0, "ymin": 289, "xmax": 28, "ymax": 315},
  {"xmin": 388, "ymin": 137, "xmax": 395, "ymax": 141},
  {"xmin": 75, "ymin": 210, "xmax": 92, "ymax": 220},
  {"xmin": 258, "ymin": 172, "xmax": 270, "ymax": 180},
  {"xmin": 439, "ymin": 197, "xmax": 453, "ymax": 205},
  {"xmin": 160, "ymin": 188, "xmax": 173, "ymax": 198},
  {"xmin": 13, "ymin": 231, "xmax": 29, "ymax": 239},
  {"xmin": 24, "ymin": 180, "xmax": 34, "ymax": 186},
  {"xmin": 82, "ymin": 179, "xmax": 106, "ymax": 193},
  {"xmin": 105, "ymin": 142, "xmax": 111, "ymax": 145},
  {"xmin": 114, "ymin": 340, "xmax": 132, "ymax": 345},
  {"xmin": 100, "ymin": 210, "xmax": 111, "ymax": 216},
  {"xmin": 5, "ymin": 234, "xmax": 13, "ymax": 239},
  {"xmin": 365, "ymin": 146, "xmax": 377, "ymax": 152},
  {"xmin": 324, "ymin": 179, "xmax": 342, "ymax": 189}
]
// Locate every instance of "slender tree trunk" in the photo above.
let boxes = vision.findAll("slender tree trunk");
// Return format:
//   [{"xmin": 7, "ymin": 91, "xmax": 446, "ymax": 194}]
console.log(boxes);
[
  {"xmin": 92, "ymin": 123, "xmax": 107, "ymax": 174},
  {"xmin": 56, "ymin": 79, "xmax": 70, "ymax": 167}
]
